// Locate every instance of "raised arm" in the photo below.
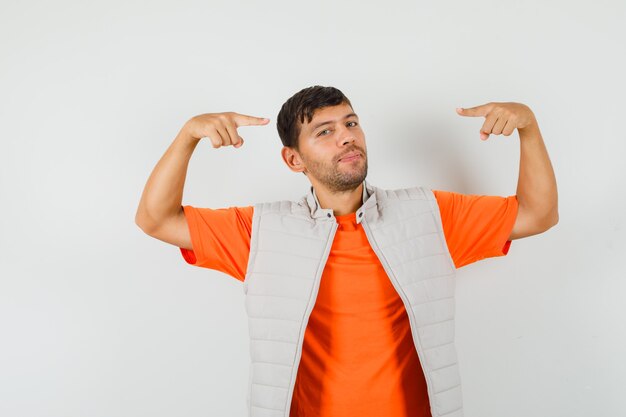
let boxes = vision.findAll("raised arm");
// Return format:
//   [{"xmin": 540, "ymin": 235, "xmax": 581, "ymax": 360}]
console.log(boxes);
[
  {"xmin": 456, "ymin": 102, "xmax": 559, "ymax": 240},
  {"xmin": 134, "ymin": 112, "xmax": 269, "ymax": 249},
  {"xmin": 510, "ymin": 116, "xmax": 559, "ymax": 239}
]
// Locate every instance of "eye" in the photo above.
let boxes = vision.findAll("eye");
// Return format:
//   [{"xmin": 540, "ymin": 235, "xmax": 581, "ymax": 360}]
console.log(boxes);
[{"xmin": 317, "ymin": 121, "xmax": 358, "ymax": 137}]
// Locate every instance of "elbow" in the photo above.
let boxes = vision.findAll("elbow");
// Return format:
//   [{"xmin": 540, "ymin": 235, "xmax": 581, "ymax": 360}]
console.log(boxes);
[
  {"xmin": 549, "ymin": 205, "xmax": 559, "ymax": 226},
  {"xmin": 541, "ymin": 209, "xmax": 559, "ymax": 230},
  {"xmin": 135, "ymin": 218, "xmax": 152, "ymax": 234},
  {"xmin": 135, "ymin": 211, "xmax": 157, "ymax": 234}
]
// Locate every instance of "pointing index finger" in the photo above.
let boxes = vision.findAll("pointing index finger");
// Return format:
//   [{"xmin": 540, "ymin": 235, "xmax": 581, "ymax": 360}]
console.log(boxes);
[
  {"xmin": 233, "ymin": 113, "xmax": 271, "ymax": 127},
  {"xmin": 456, "ymin": 103, "xmax": 492, "ymax": 117}
]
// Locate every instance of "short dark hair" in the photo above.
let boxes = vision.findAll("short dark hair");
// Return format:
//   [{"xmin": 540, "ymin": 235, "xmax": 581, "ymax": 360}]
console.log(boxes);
[{"xmin": 276, "ymin": 85, "xmax": 353, "ymax": 151}]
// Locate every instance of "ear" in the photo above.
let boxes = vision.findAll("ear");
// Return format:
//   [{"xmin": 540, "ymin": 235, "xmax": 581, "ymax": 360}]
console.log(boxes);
[{"xmin": 281, "ymin": 146, "xmax": 306, "ymax": 174}]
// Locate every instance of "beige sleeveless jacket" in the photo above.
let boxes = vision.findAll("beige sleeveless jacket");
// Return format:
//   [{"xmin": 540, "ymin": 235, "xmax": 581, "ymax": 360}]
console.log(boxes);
[{"xmin": 243, "ymin": 180, "xmax": 463, "ymax": 417}]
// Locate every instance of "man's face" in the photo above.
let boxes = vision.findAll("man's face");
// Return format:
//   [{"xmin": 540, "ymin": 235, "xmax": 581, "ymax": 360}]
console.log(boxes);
[{"xmin": 286, "ymin": 103, "xmax": 368, "ymax": 193}]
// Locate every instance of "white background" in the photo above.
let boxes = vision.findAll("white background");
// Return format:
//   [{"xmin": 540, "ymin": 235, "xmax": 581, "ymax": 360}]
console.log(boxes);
[{"xmin": 1, "ymin": 1, "xmax": 624, "ymax": 416}]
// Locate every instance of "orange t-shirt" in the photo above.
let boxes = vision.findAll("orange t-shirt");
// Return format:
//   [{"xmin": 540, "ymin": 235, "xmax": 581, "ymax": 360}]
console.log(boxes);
[{"xmin": 179, "ymin": 190, "xmax": 518, "ymax": 417}]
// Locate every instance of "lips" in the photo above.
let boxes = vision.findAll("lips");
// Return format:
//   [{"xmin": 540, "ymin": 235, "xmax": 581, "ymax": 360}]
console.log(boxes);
[{"xmin": 339, "ymin": 151, "xmax": 361, "ymax": 162}]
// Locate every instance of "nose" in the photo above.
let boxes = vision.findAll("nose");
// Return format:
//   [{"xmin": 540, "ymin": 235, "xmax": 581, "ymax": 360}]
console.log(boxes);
[{"xmin": 336, "ymin": 125, "xmax": 356, "ymax": 146}]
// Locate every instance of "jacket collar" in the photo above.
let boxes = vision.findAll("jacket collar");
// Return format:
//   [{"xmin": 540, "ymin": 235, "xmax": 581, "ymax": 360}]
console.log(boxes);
[{"xmin": 304, "ymin": 179, "xmax": 377, "ymax": 224}]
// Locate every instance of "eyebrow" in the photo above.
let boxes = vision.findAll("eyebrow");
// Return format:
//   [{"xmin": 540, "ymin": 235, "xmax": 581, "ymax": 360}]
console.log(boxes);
[{"xmin": 310, "ymin": 112, "xmax": 358, "ymax": 133}]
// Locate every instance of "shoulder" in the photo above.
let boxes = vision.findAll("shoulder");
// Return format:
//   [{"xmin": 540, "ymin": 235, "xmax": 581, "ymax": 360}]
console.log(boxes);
[
  {"xmin": 252, "ymin": 199, "xmax": 309, "ymax": 215},
  {"xmin": 373, "ymin": 184, "xmax": 434, "ymax": 202},
  {"xmin": 251, "ymin": 198, "xmax": 313, "ymax": 227}
]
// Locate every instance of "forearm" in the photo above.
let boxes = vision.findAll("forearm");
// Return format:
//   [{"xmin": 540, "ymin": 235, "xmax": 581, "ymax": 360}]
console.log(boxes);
[
  {"xmin": 516, "ymin": 118, "xmax": 559, "ymax": 226},
  {"xmin": 135, "ymin": 123, "xmax": 200, "ymax": 232}
]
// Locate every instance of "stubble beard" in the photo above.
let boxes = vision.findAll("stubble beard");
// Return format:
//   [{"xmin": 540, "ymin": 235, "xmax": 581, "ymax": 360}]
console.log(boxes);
[{"xmin": 304, "ymin": 154, "xmax": 368, "ymax": 193}]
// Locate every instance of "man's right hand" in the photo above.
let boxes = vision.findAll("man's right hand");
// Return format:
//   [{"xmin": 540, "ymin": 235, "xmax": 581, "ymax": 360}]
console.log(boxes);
[
  {"xmin": 135, "ymin": 111, "xmax": 270, "ymax": 249},
  {"xmin": 184, "ymin": 112, "xmax": 270, "ymax": 149}
]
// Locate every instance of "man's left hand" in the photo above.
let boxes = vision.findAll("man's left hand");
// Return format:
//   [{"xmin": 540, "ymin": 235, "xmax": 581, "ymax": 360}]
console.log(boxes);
[{"xmin": 456, "ymin": 102, "xmax": 537, "ymax": 141}]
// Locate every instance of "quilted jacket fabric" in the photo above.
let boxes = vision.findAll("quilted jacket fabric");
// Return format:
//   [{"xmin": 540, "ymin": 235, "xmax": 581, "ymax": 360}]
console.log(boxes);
[{"xmin": 243, "ymin": 180, "xmax": 463, "ymax": 417}]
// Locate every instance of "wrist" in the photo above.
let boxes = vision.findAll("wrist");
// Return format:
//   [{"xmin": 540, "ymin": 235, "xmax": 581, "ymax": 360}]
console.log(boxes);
[
  {"xmin": 519, "ymin": 116, "xmax": 540, "ymax": 136},
  {"xmin": 178, "ymin": 121, "xmax": 201, "ymax": 144}
]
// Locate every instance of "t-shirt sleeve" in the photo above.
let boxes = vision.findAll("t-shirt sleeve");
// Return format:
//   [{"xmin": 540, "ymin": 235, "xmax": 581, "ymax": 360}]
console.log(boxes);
[
  {"xmin": 431, "ymin": 190, "xmax": 518, "ymax": 269},
  {"xmin": 179, "ymin": 205, "xmax": 254, "ymax": 282}
]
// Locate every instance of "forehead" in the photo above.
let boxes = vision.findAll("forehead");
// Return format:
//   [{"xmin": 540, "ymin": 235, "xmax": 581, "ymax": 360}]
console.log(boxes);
[{"xmin": 302, "ymin": 103, "xmax": 355, "ymax": 129}]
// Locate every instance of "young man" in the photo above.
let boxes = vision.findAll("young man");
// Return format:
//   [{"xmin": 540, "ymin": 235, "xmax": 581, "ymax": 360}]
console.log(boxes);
[{"xmin": 135, "ymin": 85, "xmax": 558, "ymax": 417}]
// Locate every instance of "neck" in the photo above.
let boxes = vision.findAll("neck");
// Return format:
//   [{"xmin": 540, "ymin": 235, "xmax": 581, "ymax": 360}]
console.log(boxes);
[{"xmin": 313, "ymin": 182, "xmax": 364, "ymax": 216}]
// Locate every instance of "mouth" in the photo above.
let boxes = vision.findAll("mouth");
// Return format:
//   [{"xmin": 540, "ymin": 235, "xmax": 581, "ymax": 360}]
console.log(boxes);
[{"xmin": 338, "ymin": 152, "xmax": 362, "ymax": 163}]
